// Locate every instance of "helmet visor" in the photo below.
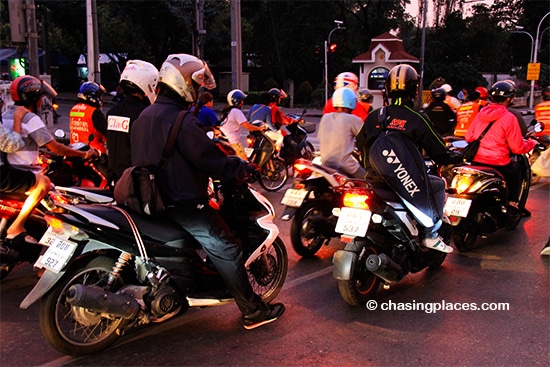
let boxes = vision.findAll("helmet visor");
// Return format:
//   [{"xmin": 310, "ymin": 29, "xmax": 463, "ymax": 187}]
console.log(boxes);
[
  {"xmin": 192, "ymin": 63, "xmax": 216, "ymax": 90},
  {"xmin": 41, "ymin": 80, "xmax": 58, "ymax": 99}
]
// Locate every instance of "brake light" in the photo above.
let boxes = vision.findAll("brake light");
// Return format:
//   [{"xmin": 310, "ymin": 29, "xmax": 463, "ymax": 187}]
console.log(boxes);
[
  {"xmin": 52, "ymin": 103, "xmax": 59, "ymax": 111},
  {"xmin": 342, "ymin": 191, "xmax": 369, "ymax": 209},
  {"xmin": 44, "ymin": 215, "xmax": 64, "ymax": 233},
  {"xmin": 453, "ymin": 175, "xmax": 474, "ymax": 194},
  {"xmin": 293, "ymin": 159, "xmax": 312, "ymax": 176},
  {"xmin": 246, "ymin": 136, "xmax": 255, "ymax": 147}
]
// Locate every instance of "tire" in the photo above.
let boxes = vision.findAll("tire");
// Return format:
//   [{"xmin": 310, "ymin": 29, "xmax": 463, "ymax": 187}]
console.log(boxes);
[
  {"xmin": 39, "ymin": 256, "xmax": 130, "ymax": 356},
  {"xmin": 451, "ymin": 219, "xmax": 478, "ymax": 252},
  {"xmin": 290, "ymin": 199, "xmax": 332, "ymax": 257},
  {"xmin": 246, "ymin": 237, "xmax": 288, "ymax": 303},
  {"xmin": 517, "ymin": 155, "xmax": 531, "ymax": 210},
  {"xmin": 259, "ymin": 157, "xmax": 288, "ymax": 192},
  {"xmin": 301, "ymin": 142, "xmax": 315, "ymax": 161},
  {"xmin": 337, "ymin": 241, "xmax": 381, "ymax": 306}
]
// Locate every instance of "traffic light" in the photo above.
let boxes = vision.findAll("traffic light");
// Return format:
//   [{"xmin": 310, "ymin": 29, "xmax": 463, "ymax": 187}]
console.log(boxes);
[
  {"xmin": 329, "ymin": 43, "xmax": 337, "ymax": 53},
  {"xmin": 314, "ymin": 45, "xmax": 322, "ymax": 63}
]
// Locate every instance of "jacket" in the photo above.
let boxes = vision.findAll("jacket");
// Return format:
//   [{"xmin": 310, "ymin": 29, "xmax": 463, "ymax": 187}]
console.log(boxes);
[
  {"xmin": 465, "ymin": 103, "xmax": 536, "ymax": 166},
  {"xmin": 69, "ymin": 102, "xmax": 108, "ymax": 153}
]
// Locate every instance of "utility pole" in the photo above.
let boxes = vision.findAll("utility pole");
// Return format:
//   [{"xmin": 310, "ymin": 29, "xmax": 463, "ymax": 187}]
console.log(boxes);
[
  {"xmin": 86, "ymin": 0, "xmax": 100, "ymax": 83},
  {"xmin": 25, "ymin": 0, "xmax": 39, "ymax": 77},
  {"xmin": 195, "ymin": 0, "xmax": 206, "ymax": 59},
  {"xmin": 230, "ymin": 0, "xmax": 242, "ymax": 90}
]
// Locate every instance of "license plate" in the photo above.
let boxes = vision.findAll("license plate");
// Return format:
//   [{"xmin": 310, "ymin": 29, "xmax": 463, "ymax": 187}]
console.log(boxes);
[
  {"xmin": 35, "ymin": 237, "xmax": 77, "ymax": 273},
  {"xmin": 444, "ymin": 197, "xmax": 472, "ymax": 218},
  {"xmin": 280, "ymin": 188, "xmax": 308, "ymax": 207},
  {"xmin": 244, "ymin": 148, "xmax": 254, "ymax": 158},
  {"xmin": 335, "ymin": 207, "xmax": 372, "ymax": 237}
]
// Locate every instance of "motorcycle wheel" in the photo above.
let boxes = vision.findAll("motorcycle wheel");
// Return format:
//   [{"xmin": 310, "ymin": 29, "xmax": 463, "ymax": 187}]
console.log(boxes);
[
  {"xmin": 259, "ymin": 157, "xmax": 288, "ymax": 192},
  {"xmin": 290, "ymin": 199, "xmax": 332, "ymax": 257},
  {"xmin": 247, "ymin": 237, "xmax": 288, "ymax": 303},
  {"xmin": 39, "ymin": 256, "xmax": 130, "ymax": 356},
  {"xmin": 451, "ymin": 219, "xmax": 478, "ymax": 252},
  {"xmin": 301, "ymin": 142, "xmax": 315, "ymax": 161},
  {"xmin": 337, "ymin": 241, "xmax": 381, "ymax": 306},
  {"xmin": 517, "ymin": 155, "xmax": 531, "ymax": 211}
]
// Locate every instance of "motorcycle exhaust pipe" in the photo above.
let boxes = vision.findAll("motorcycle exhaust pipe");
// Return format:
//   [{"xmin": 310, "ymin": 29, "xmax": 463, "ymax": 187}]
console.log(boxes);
[
  {"xmin": 365, "ymin": 254, "xmax": 404, "ymax": 283},
  {"xmin": 66, "ymin": 284, "xmax": 140, "ymax": 319}
]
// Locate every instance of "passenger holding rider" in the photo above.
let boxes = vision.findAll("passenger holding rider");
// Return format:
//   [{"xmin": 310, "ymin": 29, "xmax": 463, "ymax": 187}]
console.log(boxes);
[
  {"xmin": 1, "ymin": 76, "xmax": 98, "ymax": 247},
  {"xmin": 106, "ymin": 60, "xmax": 159, "ymax": 184},
  {"xmin": 318, "ymin": 87, "xmax": 366, "ymax": 179},
  {"xmin": 323, "ymin": 72, "xmax": 368, "ymax": 122},
  {"xmin": 357, "ymin": 64, "xmax": 462, "ymax": 253},
  {"xmin": 466, "ymin": 81, "xmax": 536, "ymax": 213},
  {"xmin": 219, "ymin": 89, "xmax": 265, "ymax": 160},
  {"xmin": 130, "ymin": 54, "xmax": 285, "ymax": 330}
]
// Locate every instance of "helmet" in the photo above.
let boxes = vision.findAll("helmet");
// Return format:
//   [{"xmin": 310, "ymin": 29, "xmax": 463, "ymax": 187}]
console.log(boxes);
[
  {"xmin": 358, "ymin": 88, "xmax": 373, "ymax": 103},
  {"xmin": 119, "ymin": 60, "xmax": 159, "ymax": 105},
  {"xmin": 227, "ymin": 89, "xmax": 247, "ymax": 106},
  {"xmin": 475, "ymin": 86, "xmax": 488, "ymax": 100},
  {"xmin": 10, "ymin": 75, "xmax": 57, "ymax": 106},
  {"xmin": 489, "ymin": 81, "xmax": 515, "ymax": 102},
  {"xmin": 268, "ymin": 88, "xmax": 287, "ymax": 102},
  {"xmin": 384, "ymin": 64, "xmax": 419, "ymax": 100},
  {"xmin": 158, "ymin": 54, "xmax": 216, "ymax": 103},
  {"xmin": 431, "ymin": 87, "xmax": 447, "ymax": 102},
  {"xmin": 334, "ymin": 72, "xmax": 359, "ymax": 91},
  {"xmin": 543, "ymin": 86, "xmax": 550, "ymax": 101},
  {"xmin": 332, "ymin": 87, "xmax": 357, "ymax": 110},
  {"xmin": 78, "ymin": 81, "xmax": 106, "ymax": 107},
  {"xmin": 441, "ymin": 84, "xmax": 453, "ymax": 93}
]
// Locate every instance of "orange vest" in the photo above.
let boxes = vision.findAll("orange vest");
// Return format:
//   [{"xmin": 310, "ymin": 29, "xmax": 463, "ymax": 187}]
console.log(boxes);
[
  {"xmin": 534, "ymin": 100, "xmax": 550, "ymax": 136},
  {"xmin": 357, "ymin": 101, "xmax": 372, "ymax": 118},
  {"xmin": 454, "ymin": 101, "xmax": 480, "ymax": 137},
  {"xmin": 69, "ymin": 103, "xmax": 107, "ymax": 153}
]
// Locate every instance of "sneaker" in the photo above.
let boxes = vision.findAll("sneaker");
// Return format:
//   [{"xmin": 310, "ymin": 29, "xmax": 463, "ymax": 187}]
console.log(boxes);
[
  {"xmin": 243, "ymin": 302, "xmax": 285, "ymax": 330},
  {"xmin": 521, "ymin": 208, "xmax": 531, "ymax": 217},
  {"xmin": 422, "ymin": 236, "xmax": 453, "ymax": 253}
]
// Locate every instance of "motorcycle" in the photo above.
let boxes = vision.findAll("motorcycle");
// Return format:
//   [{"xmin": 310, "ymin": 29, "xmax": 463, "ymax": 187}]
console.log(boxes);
[
  {"xmin": 280, "ymin": 158, "xmax": 352, "ymax": 257},
  {"xmin": 331, "ymin": 181, "xmax": 450, "ymax": 306},
  {"xmin": 0, "ymin": 186, "xmax": 112, "ymax": 280},
  {"xmin": 245, "ymin": 129, "xmax": 289, "ymax": 191},
  {"xmin": 279, "ymin": 110, "xmax": 316, "ymax": 167},
  {"xmin": 19, "ymin": 179, "xmax": 288, "ymax": 356},
  {"xmin": 527, "ymin": 122, "xmax": 549, "ymax": 184}
]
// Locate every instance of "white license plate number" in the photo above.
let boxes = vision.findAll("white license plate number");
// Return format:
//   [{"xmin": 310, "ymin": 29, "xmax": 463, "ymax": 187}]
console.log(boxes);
[
  {"xmin": 244, "ymin": 147, "xmax": 254, "ymax": 158},
  {"xmin": 35, "ymin": 238, "xmax": 77, "ymax": 273},
  {"xmin": 280, "ymin": 188, "xmax": 308, "ymax": 208},
  {"xmin": 444, "ymin": 197, "xmax": 472, "ymax": 217},
  {"xmin": 335, "ymin": 207, "xmax": 372, "ymax": 237}
]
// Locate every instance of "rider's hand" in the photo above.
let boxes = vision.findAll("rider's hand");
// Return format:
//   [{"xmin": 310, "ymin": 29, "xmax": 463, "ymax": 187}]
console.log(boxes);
[{"xmin": 84, "ymin": 148, "xmax": 99, "ymax": 160}]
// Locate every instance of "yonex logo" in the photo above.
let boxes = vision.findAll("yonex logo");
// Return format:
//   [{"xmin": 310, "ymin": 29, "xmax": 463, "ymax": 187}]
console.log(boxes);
[{"xmin": 382, "ymin": 149, "xmax": 400, "ymax": 164}]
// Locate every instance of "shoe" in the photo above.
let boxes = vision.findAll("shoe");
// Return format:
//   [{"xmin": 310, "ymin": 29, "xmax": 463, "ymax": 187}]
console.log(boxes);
[
  {"xmin": 422, "ymin": 236, "xmax": 453, "ymax": 253},
  {"xmin": 243, "ymin": 302, "xmax": 285, "ymax": 330},
  {"xmin": 521, "ymin": 208, "xmax": 531, "ymax": 217}
]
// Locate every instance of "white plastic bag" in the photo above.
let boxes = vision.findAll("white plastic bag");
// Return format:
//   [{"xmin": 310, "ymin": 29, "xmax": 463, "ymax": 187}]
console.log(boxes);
[{"xmin": 531, "ymin": 149, "xmax": 550, "ymax": 178}]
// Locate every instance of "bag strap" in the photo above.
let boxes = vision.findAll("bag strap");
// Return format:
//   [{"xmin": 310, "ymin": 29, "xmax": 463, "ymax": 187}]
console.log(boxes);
[
  {"xmin": 157, "ymin": 110, "xmax": 188, "ymax": 171},
  {"xmin": 477, "ymin": 120, "xmax": 496, "ymax": 141}
]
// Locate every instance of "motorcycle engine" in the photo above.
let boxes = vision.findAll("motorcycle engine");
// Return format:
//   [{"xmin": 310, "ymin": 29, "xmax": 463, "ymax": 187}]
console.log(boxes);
[{"xmin": 148, "ymin": 285, "xmax": 185, "ymax": 318}]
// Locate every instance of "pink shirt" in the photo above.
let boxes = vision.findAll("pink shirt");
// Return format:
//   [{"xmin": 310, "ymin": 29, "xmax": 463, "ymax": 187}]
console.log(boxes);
[{"xmin": 466, "ymin": 103, "xmax": 536, "ymax": 166}]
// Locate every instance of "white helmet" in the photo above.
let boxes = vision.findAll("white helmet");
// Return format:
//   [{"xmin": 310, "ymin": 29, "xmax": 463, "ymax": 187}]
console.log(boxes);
[
  {"xmin": 120, "ymin": 60, "xmax": 159, "ymax": 105},
  {"xmin": 441, "ymin": 84, "xmax": 452, "ymax": 93},
  {"xmin": 158, "ymin": 54, "xmax": 216, "ymax": 102},
  {"xmin": 332, "ymin": 87, "xmax": 357, "ymax": 110},
  {"xmin": 227, "ymin": 89, "xmax": 247, "ymax": 106},
  {"xmin": 334, "ymin": 72, "xmax": 359, "ymax": 91}
]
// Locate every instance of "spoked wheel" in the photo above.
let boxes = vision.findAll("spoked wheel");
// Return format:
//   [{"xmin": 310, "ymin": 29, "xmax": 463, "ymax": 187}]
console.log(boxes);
[
  {"xmin": 290, "ymin": 199, "xmax": 332, "ymax": 257},
  {"xmin": 451, "ymin": 218, "xmax": 478, "ymax": 252},
  {"xmin": 39, "ymin": 256, "xmax": 129, "ymax": 356},
  {"xmin": 259, "ymin": 157, "xmax": 288, "ymax": 192},
  {"xmin": 337, "ymin": 242, "xmax": 381, "ymax": 306},
  {"xmin": 246, "ymin": 237, "xmax": 288, "ymax": 303}
]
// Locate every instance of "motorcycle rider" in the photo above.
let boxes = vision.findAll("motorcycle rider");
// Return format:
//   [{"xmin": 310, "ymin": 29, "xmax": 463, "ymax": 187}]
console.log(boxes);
[
  {"xmin": 191, "ymin": 91, "xmax": 219, "ymax": 131},
  {"xmin": 130, "ymin": 53, "xmax": 285, "ymax": 330},
  {"xmin": 358, "ymin": 88, "xmax": 374, "ymax": 116},
  {"xmin": 466, "ymin": 80, "xmax": 536, "ymax": 214},
  {"xmin": 454, "ymin": 90, "xmax": 482, "ymax": 137},
  {"xmin": 441, "ymin": 83, "xmax": 462, "ymax": 112},
  {"xmin": 475, "ymin": 86, "xmax": 490, "ymax": 108},
  {"xmin": 1, "ymin": 76, "xmax": 98, "ymax": 247},
  {"xmin": 219, "ymin": 89, "xmax": 265, "ymax": 160},
  {"xmin": 70, "ymin": 81, "xmax": 108, "ymax": 154},
  {"xmin": 425, "ymin": 87, "xmax": 456, "ymax": 136},
  {"xmin": 318, "ymin": 87, "xmax": 366, "ymax": 179},
  {"xmin": 534, "ymin": 85, "xmax": 550, "ymax": 137},
  {"xmin": 323, "ymin": 72, "xmax": 368, "ymax": 121},
  {"xmin": 106, "ymin": 59, "xmax": 159, "ymax": 184},
  {"xmin": 357, "ymin": 64, "xmax": 462, "ymax": 253}
]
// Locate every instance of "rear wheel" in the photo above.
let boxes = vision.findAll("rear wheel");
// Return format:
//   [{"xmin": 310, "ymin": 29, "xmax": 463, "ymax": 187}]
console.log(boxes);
[
  {"xmin": 259, "ymin": 158, "xmax": 288, "ymax": 192},
  {"xmin": 39, "ymin": 256, "xmax": 129, "ymax": 356},
  {"xmin": 337, "ymin": 242, "xmax": 381, "ymax": 306},
  {"xmin": 247, "ymin": 237, "xmax": 288, "ymax": 303},
  {"xmin": 300, "ymin": 143, "xmax": 315, "ymax": 161},
  {"xmin": 290, "ymin": 199, "xmax": 332, "ymax": 257}
]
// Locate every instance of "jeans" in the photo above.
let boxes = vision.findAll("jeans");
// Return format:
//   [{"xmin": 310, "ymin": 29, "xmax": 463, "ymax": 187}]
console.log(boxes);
[{"xmin": 168, "ymin": 203, "xmax": 260, "ymax": 315}]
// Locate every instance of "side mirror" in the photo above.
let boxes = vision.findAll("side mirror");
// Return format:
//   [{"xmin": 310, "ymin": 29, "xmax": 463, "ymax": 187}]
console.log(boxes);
[
  {"xmin": 54, "ymin": 129, "xmax": 66, "ymax": 139},
  {"xmin": 534, "ymin": 121, "xmax": 544, "ymax": 133},
  {"xmin": 206, "ymin": 131, "xmax": 215, "ymax": 140},
  {"xmin": 88, "ymin": 134, "xmax": 95, "ymax": 143}
]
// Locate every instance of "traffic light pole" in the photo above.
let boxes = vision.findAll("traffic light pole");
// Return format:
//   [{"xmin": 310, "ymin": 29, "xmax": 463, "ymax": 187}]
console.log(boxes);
[{"xmin": 324, "ymin": 21, "xmax": 345, "ymax": 105}]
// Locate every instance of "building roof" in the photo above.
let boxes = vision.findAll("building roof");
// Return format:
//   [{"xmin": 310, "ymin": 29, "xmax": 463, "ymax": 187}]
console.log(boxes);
[{"xmin": 352, "ymin": 32, "xmax": 419, "ymax": 64}]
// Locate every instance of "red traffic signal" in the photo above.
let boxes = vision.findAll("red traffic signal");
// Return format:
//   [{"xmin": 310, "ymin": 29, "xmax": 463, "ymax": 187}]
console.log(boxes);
[{"xmin": 329, "ymin": 43, "xmax": 337, "ymax": 52}]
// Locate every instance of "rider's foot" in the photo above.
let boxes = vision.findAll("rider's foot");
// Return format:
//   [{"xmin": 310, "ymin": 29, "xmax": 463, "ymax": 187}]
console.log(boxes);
[
  {"xmin": 243, "ymin": 302, "xmax": 285, "ymax": 330},
  {"xmin": 521, "ymin": 208, "xmax": 531, "ymax": 217},
  {"xmin": 422, "ymin": 236, "xmax": 453, "ymax": 253}
]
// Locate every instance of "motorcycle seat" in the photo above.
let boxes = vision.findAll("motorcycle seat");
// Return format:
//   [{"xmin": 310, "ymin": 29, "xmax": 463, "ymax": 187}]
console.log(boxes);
[
  {"xmin": 465, "ymin": 165, "xmax": 505, "ymax": 179},
  {"xmin": 372, "ymin": 187, "xmax": 405, "ymax": 210}
]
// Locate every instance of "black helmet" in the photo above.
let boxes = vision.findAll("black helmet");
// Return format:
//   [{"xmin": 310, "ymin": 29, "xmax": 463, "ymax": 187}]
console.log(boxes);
[
  {"xmin": 431, "ymin": 87, "xmax": 446, "ymax": 102},
  {"xmin": 489, "ymin": 81, "xmax": 515, "ymax": 103},
  {"xmin": 385, "ymin": 64, "xmax": 419, "ymax": 100},
  {"xmin": 10, "ymin": 75, "xmax": 57, "ymax": 106},
  {"xmin": 542, "ymin": 86, "xmax": 550, "ymax": 101}
]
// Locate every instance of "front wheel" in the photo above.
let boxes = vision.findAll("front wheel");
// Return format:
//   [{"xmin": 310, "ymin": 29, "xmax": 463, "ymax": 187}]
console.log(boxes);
[
  {"xmin": 39, "ymin": 256, "xmax": 130, "ymax": 356},
  {"xmin": 451, "ymin": 218, "xmax": 478, "ymax": 252},
  {"xmin": 259, "ymin": 157, "xmax": 288, "ymax": 192},
  {"xmin": 290, "ymin": 199, "xmax": 332, "ymax": 257},
  {"xmin": 247, "ymin": 237, "xmax": 288, "ymax": 303},
  {"xmin": 337, "ymin": 241, "xmax": 381, "ymax": 306}
]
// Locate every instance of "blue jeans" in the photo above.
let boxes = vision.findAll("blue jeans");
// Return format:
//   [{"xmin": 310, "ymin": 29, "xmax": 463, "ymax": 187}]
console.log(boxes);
[{"xmin": 168, "ymin": 203, "xmax": 260, "ymax": 315}]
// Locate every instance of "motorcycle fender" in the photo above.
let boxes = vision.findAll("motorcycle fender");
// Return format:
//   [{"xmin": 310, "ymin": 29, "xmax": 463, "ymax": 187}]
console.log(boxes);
[
  {"xmin": 281, "ymin": 206, "xmax": 297, "ymax": 221},
  {"xmin": 20, "ymin": 240, "xmax": 121, "ymax": 309},
  {"xmin": 332, "ymin": 250, "xmax": 357, "ymax": 281}
]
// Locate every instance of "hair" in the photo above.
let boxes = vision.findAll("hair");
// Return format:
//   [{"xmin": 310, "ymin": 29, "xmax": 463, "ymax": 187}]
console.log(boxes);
[{"xmin": 193, "ymin": 91, "xmax": 214, "ymax": 117}]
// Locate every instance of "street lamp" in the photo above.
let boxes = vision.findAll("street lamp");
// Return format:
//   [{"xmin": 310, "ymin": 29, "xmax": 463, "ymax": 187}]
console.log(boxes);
[
  {"xmin": 510, "ymin": 26, "xmax": 534, "ymax": 64},
  {"xmin": 324, "ymin": 20, "xmax": 346, "ymax": 104}
]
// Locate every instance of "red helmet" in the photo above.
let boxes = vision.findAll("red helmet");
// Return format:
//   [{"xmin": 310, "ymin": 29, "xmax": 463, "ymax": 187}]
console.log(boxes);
[
  {"xmin": 475, "ymin": 86, "xmax": 488, "ymax": 100},
  {"xmin": 10, "ymin": 75, "xmax": 57, "ymax": 106}
]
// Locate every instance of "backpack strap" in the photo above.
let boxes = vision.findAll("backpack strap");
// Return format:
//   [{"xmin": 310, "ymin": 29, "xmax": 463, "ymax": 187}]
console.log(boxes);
[
  {"xmin": 157, "ymin": 110, "xmax": 188, "ymax": 171},
  {"xmin": 477, "ymin": 120, "xmax": 496, "ymax": 141}
]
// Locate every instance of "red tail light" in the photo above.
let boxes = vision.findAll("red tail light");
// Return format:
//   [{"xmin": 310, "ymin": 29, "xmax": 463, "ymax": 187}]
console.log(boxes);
[
  {"xmin": 342, "ymin": 189, "xmax": 370, "ymax": 209},
  {"xmin": 293, "ymin": 158, "xmax": 312, "ymax": 176}
]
